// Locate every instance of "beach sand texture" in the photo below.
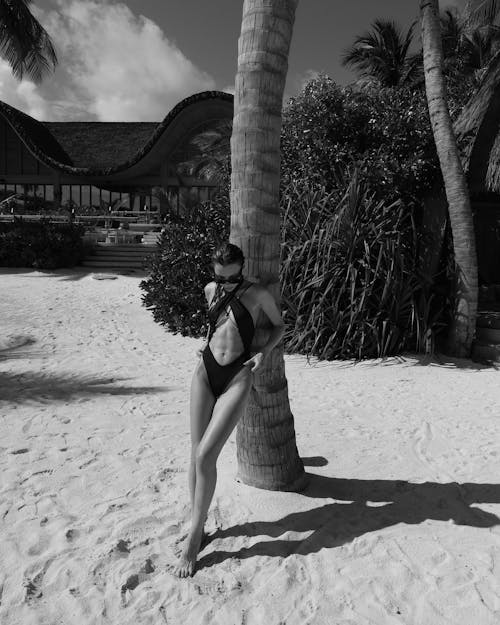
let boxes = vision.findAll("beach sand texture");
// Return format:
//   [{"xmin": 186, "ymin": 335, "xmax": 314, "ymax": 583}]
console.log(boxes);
[{"xmin": 1, "ymin": 268, "xmax": 500, "ymax": 625}]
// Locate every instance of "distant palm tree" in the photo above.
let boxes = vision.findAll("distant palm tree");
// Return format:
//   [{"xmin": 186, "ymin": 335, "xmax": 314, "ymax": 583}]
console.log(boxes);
[
  {"xmin": 0, "ymin": 0, "xmax": 57, "ymax": 83},
  {"xmin": 420, "ymin": 0, "xmax": 478, "ymax": 357},
  {"xmin": 341, "ymin": 19, "xmax": 421, "ymax": 87},
  {"xmin": 177, "ymin": 119, "xmax": 232, "ymax": 185},
  {"xmin": 441, "ymin": 5, "xmax": 500, "ymax": 85}
]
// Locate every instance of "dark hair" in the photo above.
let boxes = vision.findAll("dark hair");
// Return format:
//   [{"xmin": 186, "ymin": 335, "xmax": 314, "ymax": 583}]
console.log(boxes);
[{"xmin": 212, "ymin": 242, "xmax": 245, "ymax": 267}]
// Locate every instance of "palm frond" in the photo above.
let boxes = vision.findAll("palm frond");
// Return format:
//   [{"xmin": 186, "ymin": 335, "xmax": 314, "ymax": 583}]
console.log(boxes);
[
  {"xmin": 0, "ymin": 0, "xmax": 57, "ymax": 83},
  {"xmin": 464, "ymin": 0, "xmax": 500, "ymax": 29}
]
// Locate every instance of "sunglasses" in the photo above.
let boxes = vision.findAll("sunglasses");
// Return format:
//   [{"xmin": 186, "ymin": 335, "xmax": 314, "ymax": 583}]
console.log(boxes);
[{"xmin": 213, "ymin": 271, "xmax": 242, "ymax": 284}]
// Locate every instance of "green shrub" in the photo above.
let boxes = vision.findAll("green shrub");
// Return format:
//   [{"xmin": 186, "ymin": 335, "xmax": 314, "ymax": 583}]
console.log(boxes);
[
  {"xmin": 281, "ymin": 75, "xmax": 441, "ymax": 210},
  {"xmin": 140, "ymin": 75, "xmax": 461, "ymax": 358},
  {"xmin": 0, "ymin": 218, "xmax": 85, "ymax": 268},
  {"xmin": 280, "ymin": 168, "xmax": 446, "ymax": 359},
  {"xmin": 141, "ymin": 165, "xmax": 445, "ymax": 358},
  {"xmin": 140, "ymin": 191, "xmax": 230, "ymax": 336}
]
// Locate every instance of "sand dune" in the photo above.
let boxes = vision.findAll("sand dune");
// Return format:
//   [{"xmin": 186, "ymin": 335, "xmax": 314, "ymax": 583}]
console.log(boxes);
[{"xmin": 1, "ymin": 267, "xmax": 499, "ymax": 625}]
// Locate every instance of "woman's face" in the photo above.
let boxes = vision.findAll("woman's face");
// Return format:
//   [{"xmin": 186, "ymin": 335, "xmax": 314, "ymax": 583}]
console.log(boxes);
[{"xmin": 213, "ymin": 262, "xmax": 243, "ymax": 291}]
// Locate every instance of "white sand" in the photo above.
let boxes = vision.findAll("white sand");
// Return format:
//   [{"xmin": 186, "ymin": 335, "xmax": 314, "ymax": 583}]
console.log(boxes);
[{"xmin": 1, "ymin": 267, "xmax": 500, "ymax": 625}]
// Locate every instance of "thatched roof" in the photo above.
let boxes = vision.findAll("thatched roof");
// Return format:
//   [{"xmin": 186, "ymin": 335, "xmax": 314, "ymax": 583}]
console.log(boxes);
[
  {"xmin": 0, "ymin": 91, "xmax": 233, "ymax": 179},
  {"xmin": 43, "ymin": 122, "xmax": 158, "ymax": 169},
  {"xmin": 454, "ymin": 49, "xmax": 500, "ymax": 194},
  {"xmin": 0, "ymin": 100, "xmax": 73, "ymax": 165}
]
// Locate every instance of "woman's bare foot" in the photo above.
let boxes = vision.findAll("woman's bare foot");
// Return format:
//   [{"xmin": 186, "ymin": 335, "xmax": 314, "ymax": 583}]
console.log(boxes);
[{"xmin": 174, "ymin": 531, "xmax": 204, "ymax": 578}]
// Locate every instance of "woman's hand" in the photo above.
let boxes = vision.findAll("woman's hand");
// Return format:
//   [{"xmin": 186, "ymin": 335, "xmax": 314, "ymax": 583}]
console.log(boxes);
[
  {"xmin": 243, "ymin": 352, "xmax": 265, "ymax": 373},
  {"xmin": 196, "ymin": 343, "xmax": 206, "ymax": 358}
]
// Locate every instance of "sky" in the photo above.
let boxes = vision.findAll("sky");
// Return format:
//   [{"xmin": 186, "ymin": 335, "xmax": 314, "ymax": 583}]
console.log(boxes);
[{"xmin": 0, "ymin": 0, "xmax": 467, "ymax": 122}]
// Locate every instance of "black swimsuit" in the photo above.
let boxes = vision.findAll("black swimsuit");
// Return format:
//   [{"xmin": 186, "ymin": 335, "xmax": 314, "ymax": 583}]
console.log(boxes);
[{"xmin": 202, "ymin": 280, "xmax": 255, "ymax": 398}]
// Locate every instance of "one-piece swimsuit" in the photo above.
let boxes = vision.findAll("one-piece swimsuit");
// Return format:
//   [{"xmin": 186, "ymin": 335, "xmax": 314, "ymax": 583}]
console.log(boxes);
[{"xmin": 202, "ymin": 280, "xmax": 255, "ymax": 398}]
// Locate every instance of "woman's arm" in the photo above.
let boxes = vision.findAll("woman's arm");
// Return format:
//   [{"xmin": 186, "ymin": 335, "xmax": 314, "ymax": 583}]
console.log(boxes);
[
  {"xmin": 254, "ymin": 286, "xmax": 286, "ymax": 359},
  {"xmin": 196, "ymin": 283, "xmax": 216, "ymax": 357}
]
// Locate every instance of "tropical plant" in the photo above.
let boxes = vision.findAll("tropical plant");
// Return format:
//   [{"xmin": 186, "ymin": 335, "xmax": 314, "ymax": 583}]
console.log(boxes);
[
  {"xmin": 280, "ymin": 168, "xmax": 445, "ymax": 359},
  {"xmin": 341, "ymin": 19, "xmax": 422, "ymax": 87},
  {"xmin": 420, "ymin": 0, "xmax": 478, "ymax": 357},
  {"xmin": 141, "ymin": 162, "xmax": 447, "ymax": 358},
  {"xmin": 0, "ymin": 0, "xmax": 57, "ymax": 83},
  {"xmin": 0, "ymin": 218, "xmax": 84, "ymax": 268},
  {"xmin": 140, "ymin": 192, "xmax": 230, "ymax": 335},
  {"xmin": 177, "ymin": 120, "xmax": 232, "ymax": 185},
  {"xmin": 281, "ymin": 74, "xmax": 441, "ymax": 207},
  {"xmin": 440, "ymin": 5, "xmax": 500, "ymax": 86}
]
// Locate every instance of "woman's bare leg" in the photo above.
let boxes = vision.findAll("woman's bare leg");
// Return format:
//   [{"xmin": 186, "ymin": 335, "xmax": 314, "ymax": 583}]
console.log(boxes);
[
  {"xmin": 174, "ymin": 367, "xmax": 252, "ymax": 577},
  {"xmin": 187, "ymin": 361, "xmax": 216, "ymax": 519}
]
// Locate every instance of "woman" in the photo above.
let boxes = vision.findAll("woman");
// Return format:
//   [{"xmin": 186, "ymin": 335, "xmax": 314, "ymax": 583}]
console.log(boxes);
[{"xmin": 174, "ymin": 242, "xmax": 285, "ymax": 577}]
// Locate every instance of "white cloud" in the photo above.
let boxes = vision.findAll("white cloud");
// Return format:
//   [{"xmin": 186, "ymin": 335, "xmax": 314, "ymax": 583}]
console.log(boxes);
[
  {"xmin": 0, "ymin": 0, "xmax": 217, "ymax": 121},
  {"xmin": 287, "ymin": 68, "xmax": 323, "ymax": 98},
  {"xmin": 221, "ymin": 84, "xmax": 235, "ymax": 96},
  {"xmin": 0, "ymin": 61, "xmax": 52, "ymax": 118}
]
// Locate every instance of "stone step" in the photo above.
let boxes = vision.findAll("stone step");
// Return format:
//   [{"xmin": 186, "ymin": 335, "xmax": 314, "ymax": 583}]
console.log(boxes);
[
  {"xmin": 471, "ymin": 339, "xmax": 500, "ymax": 363},
  {"xmin": 89, "ymin": 250, "xmax": 156, "ymax": 258},
  {"xmin": 476, "ymin": 326, "xmax": 500, "ymax": 343},
  {"xmin": 82, "ymin": 242, "xmax": 156, "ymax": 270},
  {"xmin": 94, "ymin": 244, "xmax": 157, "ymax": 251},
  {"xmin": 81, "ymin": 259, "xmax": 147, "ymax": 269}
]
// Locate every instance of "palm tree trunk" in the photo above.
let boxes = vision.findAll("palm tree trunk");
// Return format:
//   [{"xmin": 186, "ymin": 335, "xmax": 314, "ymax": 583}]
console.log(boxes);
[
  {"xmin": 231, "ymin": 0, "xmax": 306, "ymax": 490},
  {"xmin": 420, "ymin": 0, "xmax": 478, "ymax": 357}
]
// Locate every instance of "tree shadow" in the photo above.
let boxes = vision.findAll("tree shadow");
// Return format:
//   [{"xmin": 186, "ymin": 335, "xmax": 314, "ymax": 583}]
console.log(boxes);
[
  {"xmin": 347, "ymin": 353, "xmax": 497, "ymax": 371},
  {"xmin": 0, "ymin": 370, "xmax": 169, "ymax": 403},
  {"xmin": 196, "ymin": 474, "xmax": 500, "ymax": 571},
  {"xmin": 0, "ymin": 335, "xmax": 41, "ymax": 361},
  {"xmin": 301, "ymin": 456, "xmax": 328, "ymax": 467},
  {"xmin": 284, "ymin": 352, "xmax": 497, "ymax": 371}
]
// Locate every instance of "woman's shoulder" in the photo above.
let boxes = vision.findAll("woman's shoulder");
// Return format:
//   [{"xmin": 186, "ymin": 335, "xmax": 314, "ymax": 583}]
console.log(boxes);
[
  {"xmin": 243, "ymin": 280, "xmax": 268, "ymax": 295},
  {"xmin": 204, "ymin": 281, "xmax": 217, "ymax": 303}
]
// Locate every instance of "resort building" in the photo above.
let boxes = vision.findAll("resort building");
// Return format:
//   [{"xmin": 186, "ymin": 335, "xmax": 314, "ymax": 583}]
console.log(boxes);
[{"xmin": 0, "ymin": 91, "xmax": 233, "ymax": 219}]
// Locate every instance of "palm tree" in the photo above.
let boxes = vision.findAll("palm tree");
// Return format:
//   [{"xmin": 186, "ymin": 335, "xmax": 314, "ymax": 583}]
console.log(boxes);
[
  {"xmin": 420, "ymin": 0, "xmax": 478, "ymax": 357},
  {"xmin": 231, "ymin": 0, "xmax": 306, "ymax": 491},
  {"xmin": 440, "ymin": 5, "xmax": 500, "ymax": 85},
  {"xmin": 341, "ymin": 19, "xmax": 422, "ymax": 87},
  {"xmin": 0, "ymin": 0, "xmax": 57, "ymax": 83},
  {"xmin": 177, "ymin": 120, "xmax": 232, "ymax": 186}
]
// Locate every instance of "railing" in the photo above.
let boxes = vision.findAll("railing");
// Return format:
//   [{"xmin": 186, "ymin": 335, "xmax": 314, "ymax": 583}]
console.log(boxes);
[{"xmin": 0, "ymin": 211, "xmax": 161, "ymax": 226}]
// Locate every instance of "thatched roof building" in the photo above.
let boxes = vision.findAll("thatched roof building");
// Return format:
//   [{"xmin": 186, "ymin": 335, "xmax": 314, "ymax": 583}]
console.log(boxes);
[{"xmin": 0, "ymin": 91, "xmax": 233, "ymax": 211}]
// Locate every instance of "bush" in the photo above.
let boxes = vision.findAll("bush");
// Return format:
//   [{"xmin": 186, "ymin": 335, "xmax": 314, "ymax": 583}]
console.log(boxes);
[
  {"xmin": 140, "ymin": 75, "xmax": 459, "ymax": 357},
  {"xmin": 281, "ymin": 75, "xmax": 441, "ymax": 211},
  {"xmin": 0, "ymin": 218, "xmax": 85, "ymax": 269},
  {"xmin": 140, "ymin": 191, "xmax": 230, "ymax": 336},
  {"xmin": 141, "ymin": 165, "xmax": 446, "ymax": 357},
  {"xmin": 280, "ymin": 169, "xmax": 446, "ymax": 359}
]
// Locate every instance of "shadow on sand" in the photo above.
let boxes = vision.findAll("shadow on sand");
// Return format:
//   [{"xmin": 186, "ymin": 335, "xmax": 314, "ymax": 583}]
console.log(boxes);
[
  {"xmin": 196, "ymin": 473, "xmax": 500, "ymax": 571},
  {"xmin": 0, "ymin": 335, "xmax": 40, "ymax": 360},
  {"xmin": 0, "ymin": 267, "xmax": 147, "ymax": 281},
  {"xmin": 0, "ymin": 370, "xmax": 169, "ymax": 403}
]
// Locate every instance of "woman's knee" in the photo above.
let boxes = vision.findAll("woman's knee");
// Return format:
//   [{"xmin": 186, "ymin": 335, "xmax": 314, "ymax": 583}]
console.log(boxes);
[{"xmin": 194, "ymin": 443, "xmax": 217, "ymax": 471}]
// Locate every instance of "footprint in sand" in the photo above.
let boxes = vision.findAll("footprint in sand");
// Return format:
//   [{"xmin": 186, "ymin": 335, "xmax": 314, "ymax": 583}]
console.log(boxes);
[
  {"xmin": 92, "ymin": 540, "xmax": 132, "ymax": 591},
  {"xmin": 125, "ymin": 517, "xmax": 167, "ymax": 546},
  {"xmin": 120, "ymin": 559, "xmax": 156, "ymax": 605},
  {"xmin": 24, "ymin": 576, "xmax": 43, "ymax": 605},
  {"xmin": 65, "ymin": 528, "xmax": 80, "ymax": 542},
  {"xmin": 23, "ymin": 559, "xmax": 54, "ymax": 606}
]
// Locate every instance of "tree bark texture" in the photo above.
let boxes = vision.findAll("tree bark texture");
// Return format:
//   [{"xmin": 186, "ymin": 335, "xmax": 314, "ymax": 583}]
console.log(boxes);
[
  {"xmin": 231, "ymin": 0, "xmax": 307, "ymax": 490},
  {"xmin": 420, "ymin": 0, "xmax": 478, "ymax": 357}
]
